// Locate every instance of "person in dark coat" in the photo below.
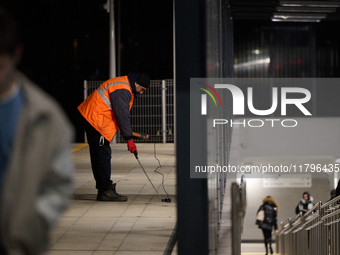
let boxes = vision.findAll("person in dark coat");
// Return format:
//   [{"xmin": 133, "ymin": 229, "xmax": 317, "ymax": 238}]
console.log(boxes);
[
  {"xmin": 256, "ymin": 196, "xmax": 278, "ymax": 255},
  {"xmin": 327, "ymin": 189, "xmax": 336, "ymax": 202},
  {"xmin": 295, "ymin": 191, "xmax": 314, "ymax": 215}
]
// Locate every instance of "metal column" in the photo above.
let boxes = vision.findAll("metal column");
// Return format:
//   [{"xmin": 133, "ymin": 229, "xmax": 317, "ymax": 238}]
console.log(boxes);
[
  {"xmin": 162, "ymin": 80, "xmax": 167, "ymax": 143},
  {"xmin": 108, "ymin": 0, "xmax": 116, "ymax": 79},
  {"xmin": 105, "ymin": 0, "xmax": 117, "ymax": 143}
]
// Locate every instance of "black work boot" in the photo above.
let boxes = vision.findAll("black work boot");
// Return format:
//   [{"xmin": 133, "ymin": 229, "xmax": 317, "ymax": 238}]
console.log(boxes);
[
  {"xmin": 97, "ymin": 183, "xmax": 128, "ymax": 202},
  {"xmin": 264, "ymin": 241, "xmax": 268, "ymax": 255}
]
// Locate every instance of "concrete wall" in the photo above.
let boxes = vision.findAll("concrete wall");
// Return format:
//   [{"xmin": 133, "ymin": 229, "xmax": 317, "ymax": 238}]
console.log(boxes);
[{"xmin": 237, "ymin": 117, "xmax": 340, "ymax": 162}]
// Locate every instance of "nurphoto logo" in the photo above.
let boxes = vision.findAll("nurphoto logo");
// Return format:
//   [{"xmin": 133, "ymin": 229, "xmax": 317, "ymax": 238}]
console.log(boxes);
[
  {"xmin": 197, "ymin": 82, "xmax": 223, "ymax": 115},
  {"xmin": 200, "ymin": 84, "xmax": 311, "ymax": 116},
  {"xmin": 199, "ymin": 83, "xmax": 312, "ymax": 128}
]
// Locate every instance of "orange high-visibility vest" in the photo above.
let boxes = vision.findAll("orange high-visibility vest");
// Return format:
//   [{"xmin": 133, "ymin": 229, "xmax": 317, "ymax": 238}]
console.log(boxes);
[{"xmin": 78, "ymin": 76, "xmax": 134, "ymax": 142}]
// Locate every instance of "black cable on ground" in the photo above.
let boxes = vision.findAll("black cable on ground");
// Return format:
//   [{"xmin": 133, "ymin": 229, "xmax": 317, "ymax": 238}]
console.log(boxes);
[{"xmin": 153, "ymin": 143, "xmax": 170, "ymax": 198}]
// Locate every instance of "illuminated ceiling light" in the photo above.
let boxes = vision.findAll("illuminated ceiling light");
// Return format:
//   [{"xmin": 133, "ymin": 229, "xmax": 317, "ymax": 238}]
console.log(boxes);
[
  {"xmin": 276, "ymin": 6, "xmax": 337, "ymax": 12},
  {"xmin": 273, "ymin": 12, "xmax": 327, "ymax": 19},
  {"xmin": 234, "ymin": 58, "xmax": 270, "ymax": 69},
  {"xmin": 271, "ymin": 18, "xmax": 321, "ymax": 22},
  {"xmin": 280, "ymin": 1, "xmax": 340, "ymax": 7}
]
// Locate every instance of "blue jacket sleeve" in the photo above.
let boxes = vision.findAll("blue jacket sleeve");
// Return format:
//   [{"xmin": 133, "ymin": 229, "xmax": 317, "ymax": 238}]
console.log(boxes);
[{"xmin": 109, "ymin": 89, "xmax": 133, "ymax": 141}]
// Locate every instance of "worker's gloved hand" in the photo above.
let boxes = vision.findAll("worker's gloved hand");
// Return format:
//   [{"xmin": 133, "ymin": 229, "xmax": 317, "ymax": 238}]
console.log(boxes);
[{"xmin": 127, "ymin": 140, "xmax": 137, "ymax": 154}]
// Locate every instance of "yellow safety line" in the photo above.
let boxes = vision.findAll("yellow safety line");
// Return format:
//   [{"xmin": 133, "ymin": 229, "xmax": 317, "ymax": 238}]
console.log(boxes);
[{"xmin": 70, "ymin": 143, "xmax": 88, "ymax": 153}]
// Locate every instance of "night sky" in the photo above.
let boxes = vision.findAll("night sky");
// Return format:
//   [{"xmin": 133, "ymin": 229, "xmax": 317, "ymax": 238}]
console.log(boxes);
[{"xmin": 2, "ymin": 0, "xmax": 173, "ymax": 141}]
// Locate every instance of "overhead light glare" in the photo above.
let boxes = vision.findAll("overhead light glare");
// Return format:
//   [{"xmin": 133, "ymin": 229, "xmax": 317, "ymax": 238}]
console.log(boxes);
[
  {"xmin": 280, "ymin": 1, "xmax": 340, "ymax": 7},
  {"xmin": 271, "ymin": 18, "xmax": 321, "ymax": 22},
  {"xmin": 273, "ymin": 12, "xmax": 327, "ymax": 19},
  {"xmin": 234, "ymin": 58, "xmax": 270, "ymax": 69},
  {"xmin": 276, "ymin": 6, "xmax": 336, "ymax": 12}
]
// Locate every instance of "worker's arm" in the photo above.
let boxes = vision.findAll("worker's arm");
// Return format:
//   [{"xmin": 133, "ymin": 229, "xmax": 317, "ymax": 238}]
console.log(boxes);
[{"xmin": 109, "ymin": 89, "xmax": 133, "ymax": 141}]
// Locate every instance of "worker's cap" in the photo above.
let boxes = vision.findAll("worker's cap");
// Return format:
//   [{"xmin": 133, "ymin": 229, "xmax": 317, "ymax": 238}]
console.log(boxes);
[{"xmin": 136, "ymin": 73, "xmax": 150, "ymax": 89}]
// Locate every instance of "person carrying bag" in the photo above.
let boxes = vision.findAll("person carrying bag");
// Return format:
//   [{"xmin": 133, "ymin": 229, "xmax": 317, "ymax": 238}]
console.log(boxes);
[{"xmin": 256, "ymin": 196, "xmax": 278, "ymax": 255}]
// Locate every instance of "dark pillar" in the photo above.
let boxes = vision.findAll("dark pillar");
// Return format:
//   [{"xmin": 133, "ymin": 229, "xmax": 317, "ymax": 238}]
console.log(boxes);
[{"xmin": 175, "ymin": 0, "xmax": 209, "ymax": 254}]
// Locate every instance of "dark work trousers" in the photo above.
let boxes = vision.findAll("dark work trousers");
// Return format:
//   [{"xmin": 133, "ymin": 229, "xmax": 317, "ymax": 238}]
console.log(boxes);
[{"xmin": 79, "ymin": 112, "xmax": 113, "ymax": 190}]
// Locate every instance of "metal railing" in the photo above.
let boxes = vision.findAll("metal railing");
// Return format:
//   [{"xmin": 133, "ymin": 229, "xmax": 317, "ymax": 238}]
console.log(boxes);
[
  {"xmin": 276, "ymin": 195, "xmax": 340, "ymax": 255},
  {"xmin": 321, "ymin": 195, "xmax": 340, "ymax": 255},
  {"xmin": 83, "ymin": 79, "xmax": 174, "ymax": 143}
]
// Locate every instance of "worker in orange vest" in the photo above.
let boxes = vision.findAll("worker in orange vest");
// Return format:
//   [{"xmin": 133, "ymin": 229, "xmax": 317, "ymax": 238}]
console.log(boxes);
[{"xmin": 78, "ymin": 73, "xmax": 150, "ymax": 201}]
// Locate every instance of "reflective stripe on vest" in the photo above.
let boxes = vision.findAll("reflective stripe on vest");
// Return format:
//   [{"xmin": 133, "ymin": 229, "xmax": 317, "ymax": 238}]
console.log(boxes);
[
  {"xmin": 96, "ymin": 81, "xmax": 130, "ymax": 110},
  {"xmin": 77, "ymin": 76, "xmax": 133, "ymax": 142}
]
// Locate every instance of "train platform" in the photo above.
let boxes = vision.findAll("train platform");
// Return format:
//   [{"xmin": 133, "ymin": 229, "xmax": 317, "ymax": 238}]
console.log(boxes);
[{"xmin": 46, "ymin": 143, "xmax": 176, "ymax": 255}]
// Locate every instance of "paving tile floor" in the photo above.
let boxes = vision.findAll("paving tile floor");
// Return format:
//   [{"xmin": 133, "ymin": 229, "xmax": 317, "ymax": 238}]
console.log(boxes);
[
  {"xmin": 46, "ymin": 143, "xmax": 177, "ymax": 255},
  {"xmin": 241, "ymin": 243, "xmax": 277, "ymax": 254}
]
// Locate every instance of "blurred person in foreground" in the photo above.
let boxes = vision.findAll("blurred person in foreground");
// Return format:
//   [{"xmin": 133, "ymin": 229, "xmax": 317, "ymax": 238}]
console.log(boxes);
[
  {"xmin": 256, "ymin": 196, "xmax": 278, "ymax": 255},
  {"xmin": 0, "ymin": 8, "xmax": 74, "ymax": 255}
]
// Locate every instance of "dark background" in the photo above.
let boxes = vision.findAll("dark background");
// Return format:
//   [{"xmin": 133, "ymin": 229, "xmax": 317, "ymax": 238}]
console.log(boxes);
[
  {"xmin": 2, "ymin": 1, "xmax": 340, "ymax": 142},
  {"xmin": 2, "ymin": 0, "xmax": 173, "ymax": 142}
]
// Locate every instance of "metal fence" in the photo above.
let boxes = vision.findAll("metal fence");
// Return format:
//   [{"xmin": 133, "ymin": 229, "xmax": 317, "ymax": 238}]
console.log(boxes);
[
  {"xmin": 276, "ymin": 195, "xmax": 340, "ymax": 255},
  {"xmin": 83, "ymin": 79, "xmax": 174, "ymax": 143}
]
